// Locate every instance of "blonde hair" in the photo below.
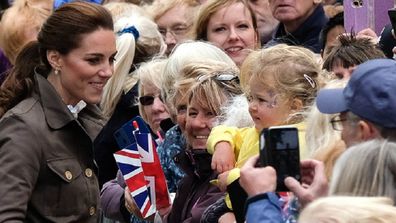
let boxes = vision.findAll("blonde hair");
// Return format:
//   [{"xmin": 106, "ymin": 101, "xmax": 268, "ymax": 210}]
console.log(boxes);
[
  {"xmin": 147, "ymin": 0, "xmax": 199, "ymax": 22},
  {"xmin": 214, "ymin": 94, "xmax": 253, "ymax": 128},
  {"xmin": 100, "ymin": 13, "xmax": 166, "ymax": 117},
  {"xmin": 306, "ymin": 79, "xmax": 347, "ymax": 180},
  {"xmin": 330, "ymin": 139, "xmax": 396, "ymax": 203},
  {"xmin": 0, "ymin": 4, "xmax": 50, "ymax": 64},
  {"xmin": 299, "ymin": 196, "xmax": 396, "ymax": 223},
  {"xmin": 12, "ymin": 0, "xmax": 53, "ymax": 12},
  {"xmin": 170, "ymin": 60, "xmax": 232, "ymax": 115},
  {"xmin": 183, "ymin": 61, "xmax": 243, "ymax": 118},
  {"xmin": 136, "ymin": 59, "xmax": 168, "ymax": 123},
  {"xmin": 161, "ymin": 41, "xmax": 236, "ymax": 119},
  {"xmin": 245, "ymin": 44, "xmax": 324, "ymax": 123},
  {"xmin": 102, "ymin": 0, "xmax": 142, "ymax": 6},
  {"xmin": 104, "ymin": 2, "xmax": 148, "ymax": 21}
]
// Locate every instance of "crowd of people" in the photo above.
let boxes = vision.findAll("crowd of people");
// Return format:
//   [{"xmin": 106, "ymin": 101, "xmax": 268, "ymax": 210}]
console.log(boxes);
[{"xmin": 1, "ymin": 0, "xmax": 396, "ymax": 223}]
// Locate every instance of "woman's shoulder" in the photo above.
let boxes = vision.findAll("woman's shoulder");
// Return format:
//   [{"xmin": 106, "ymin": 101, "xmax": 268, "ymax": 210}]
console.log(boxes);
[{"xmin": 1, "ymin": 96, "xmax": 42, "ymax": 123}]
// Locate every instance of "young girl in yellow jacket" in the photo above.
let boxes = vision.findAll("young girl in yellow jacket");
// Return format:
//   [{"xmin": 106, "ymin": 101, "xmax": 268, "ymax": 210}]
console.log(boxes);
[{"xmin": 203, "ymin": 44, "xmax": 324, "ymax": 222}]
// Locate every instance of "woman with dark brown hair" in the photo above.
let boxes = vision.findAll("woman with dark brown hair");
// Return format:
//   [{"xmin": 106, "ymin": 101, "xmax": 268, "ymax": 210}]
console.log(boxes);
[{"xmin": 0, "ymin": 2, "xmax": 116, "ymax": 222}]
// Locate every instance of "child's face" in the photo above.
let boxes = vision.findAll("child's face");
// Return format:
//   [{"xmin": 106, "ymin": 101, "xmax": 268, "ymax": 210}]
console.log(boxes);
[{"xmin": 248, "ymin": 79, "xmax": 291, "ymax": 131}]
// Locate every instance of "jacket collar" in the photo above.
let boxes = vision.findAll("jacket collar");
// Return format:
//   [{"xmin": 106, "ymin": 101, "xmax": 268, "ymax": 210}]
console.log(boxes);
[
  {"xmin": 34, "ymin": 73, "xmax": 105, "ymax": 130},
  {"xmin": 34, "ymin": 73, "xmax": 75, "ymax": 129},
  {"xmin": 274, "ymin": 4, "xmax": 328, "ymax": 53}
]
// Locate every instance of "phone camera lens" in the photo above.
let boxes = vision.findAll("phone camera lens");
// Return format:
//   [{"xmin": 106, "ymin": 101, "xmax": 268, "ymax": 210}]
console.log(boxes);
[{"xmin": 351, "ymin": 0, "xmax": 363, "ymax": 8}]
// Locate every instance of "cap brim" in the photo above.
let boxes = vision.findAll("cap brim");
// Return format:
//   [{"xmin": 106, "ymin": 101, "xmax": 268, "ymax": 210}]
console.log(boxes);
[{"xmin": 316, "ymin": 88, "xmax": 348, "ymax": 114}]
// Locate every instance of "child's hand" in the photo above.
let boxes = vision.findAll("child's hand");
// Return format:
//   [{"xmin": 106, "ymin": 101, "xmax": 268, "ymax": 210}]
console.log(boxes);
[
  {"xmin": 211, "ymin": 141, "xmax": 235, "ymax": 173},
  {"xmin": 217, "ymin": 171, "xmax": 230, "ymax": 192}
]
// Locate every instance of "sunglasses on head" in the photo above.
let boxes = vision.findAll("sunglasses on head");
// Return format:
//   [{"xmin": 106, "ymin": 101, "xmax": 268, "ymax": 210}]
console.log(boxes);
[
  {"xmin": 197, "ymin": 73, "xmax": 239, "ymax": 84},
  {"xmin": 139, "ymin": 95, "xmax": 162, "ymax": 106}
]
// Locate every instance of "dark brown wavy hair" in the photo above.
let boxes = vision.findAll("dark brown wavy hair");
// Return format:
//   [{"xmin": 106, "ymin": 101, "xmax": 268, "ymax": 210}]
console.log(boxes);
[{"xmin": 0, "ymin": 2, "xmax": 113, "ymax": 117}]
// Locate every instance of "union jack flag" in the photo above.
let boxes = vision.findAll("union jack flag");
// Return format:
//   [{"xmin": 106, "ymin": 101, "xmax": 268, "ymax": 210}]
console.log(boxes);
[{"xmin": 114, "ymin": 116, "xmax": 170, "ymax": 218}]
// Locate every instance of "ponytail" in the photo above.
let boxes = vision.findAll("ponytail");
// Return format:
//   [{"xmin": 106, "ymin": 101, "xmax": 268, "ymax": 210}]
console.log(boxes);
[{"xmin": 0, "ymin": 41, "xmax": 49, "ymax": 117}]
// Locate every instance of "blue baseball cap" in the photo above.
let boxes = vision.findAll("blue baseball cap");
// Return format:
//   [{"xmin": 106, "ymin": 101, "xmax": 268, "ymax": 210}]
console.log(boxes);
[{"xmin": 316, "ymin": 59, "xmax": 396, "ymax": 128}]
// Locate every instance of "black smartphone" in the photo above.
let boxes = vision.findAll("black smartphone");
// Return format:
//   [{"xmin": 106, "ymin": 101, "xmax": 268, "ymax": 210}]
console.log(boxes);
[
  {"xmin": 388, "ymin": 8, "xmax": 396, "ymax": 33},
  {"xmin": 259, "ymin": 126, "xmax": 301, "ymax": 192}
]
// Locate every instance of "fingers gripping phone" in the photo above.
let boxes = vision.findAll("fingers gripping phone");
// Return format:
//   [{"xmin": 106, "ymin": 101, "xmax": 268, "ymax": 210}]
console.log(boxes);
[{"xmin": 259, "ymin": 126, "xmax": 301, "ymax": 192}]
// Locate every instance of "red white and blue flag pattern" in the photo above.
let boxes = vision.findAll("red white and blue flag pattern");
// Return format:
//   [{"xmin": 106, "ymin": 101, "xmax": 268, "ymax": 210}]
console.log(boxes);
[{"xmin": 114, "ymin": 118, "xmax": 170, "ymax": 218}]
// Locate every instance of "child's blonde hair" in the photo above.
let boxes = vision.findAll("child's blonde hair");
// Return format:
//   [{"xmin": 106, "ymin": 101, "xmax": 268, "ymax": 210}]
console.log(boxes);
[{"xmin": 245, "ymin": 44, "xmax": 324, "ymax": 123}]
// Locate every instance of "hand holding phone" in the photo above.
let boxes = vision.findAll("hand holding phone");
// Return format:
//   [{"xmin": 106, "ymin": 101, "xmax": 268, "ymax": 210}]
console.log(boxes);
[{"xmin": 259, "ymin": 126, "xmax": 301, "ymax": 192}]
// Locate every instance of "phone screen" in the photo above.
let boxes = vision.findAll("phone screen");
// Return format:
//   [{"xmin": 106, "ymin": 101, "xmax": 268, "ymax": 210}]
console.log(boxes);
[{"xmin": 260, "ymin": 127, "xmax": 300, "ymax": 191}]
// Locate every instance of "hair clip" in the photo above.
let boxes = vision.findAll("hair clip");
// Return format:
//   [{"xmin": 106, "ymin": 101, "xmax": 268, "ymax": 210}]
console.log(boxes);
[
  {"xmin": 303, "ymin": 74, "xmax": 316, "ymax": 89},
  {"xmin": 117, "ymin": 26, "xmax": 140, "ymax": 40}
]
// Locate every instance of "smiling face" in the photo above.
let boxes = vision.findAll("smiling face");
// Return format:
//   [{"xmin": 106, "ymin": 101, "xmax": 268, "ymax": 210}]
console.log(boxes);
[
  {"xmin": 248, "ymin": 78, "xmax": 291, "ymax": 131},
  {"xmin": 48, "ymin": 28, "xmax": 117, "ymax": 106},
  {"xmin": 206, "ymin": 2, "xmax": 257, "ymax": 66},
  {"xmin": 185, "ymin": 97, "xmax": 217, "ymax": 150}
]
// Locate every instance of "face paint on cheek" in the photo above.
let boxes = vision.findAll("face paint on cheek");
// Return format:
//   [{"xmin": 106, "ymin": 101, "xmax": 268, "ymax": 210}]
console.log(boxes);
[{"xmin": 266, "ymin": 90, "xmax": 278, "ymax": 109}]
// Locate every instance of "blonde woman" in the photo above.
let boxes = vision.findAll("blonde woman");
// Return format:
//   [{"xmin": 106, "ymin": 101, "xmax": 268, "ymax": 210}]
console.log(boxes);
[
  {"xmin": 95, "ymin": 9, "xmax": 166, "ymax": 189},
  {"xmin": 132, "ymin": 60, "xmax": 243, "ymax": 223},
  {"xmin": 101, "ymin": 59, "xmax": 170, "ymax": 223}
]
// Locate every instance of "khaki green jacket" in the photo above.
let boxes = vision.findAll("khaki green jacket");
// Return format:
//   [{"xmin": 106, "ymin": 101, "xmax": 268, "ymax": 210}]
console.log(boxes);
[{"xmin": 0, "ymin": 73, "xmax": 105, "ymax": 222}]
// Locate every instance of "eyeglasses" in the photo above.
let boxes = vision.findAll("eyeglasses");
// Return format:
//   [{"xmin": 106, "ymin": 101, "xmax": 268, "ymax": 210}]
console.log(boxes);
[
  {"xmin": 330, "ymin": 116, "xmax": 347, "ymax": 131},
  {"xmin": 158, "ymin": 24, "xmax": 191, "ymax": 38},
  {"xmin": 139, "ymin": 95, "xmax": 162, "ymax": 106}
]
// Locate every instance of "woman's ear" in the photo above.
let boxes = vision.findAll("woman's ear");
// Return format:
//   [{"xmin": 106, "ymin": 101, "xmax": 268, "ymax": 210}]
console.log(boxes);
[{"xmin": 46, "ymin": 50, "xmax": 62, "ymax": 70}]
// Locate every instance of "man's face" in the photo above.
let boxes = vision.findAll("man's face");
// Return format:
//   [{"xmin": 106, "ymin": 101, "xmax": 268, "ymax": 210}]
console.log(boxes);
[
  {"xmin": 268, "ymin": 0, "xmax": 316, "ymax": 23},
  {"xmin": 248, "ymin": 0, "xmax": 279, "ymax": 43},
  {"xmin": 156, "ymin": 5, "xmax": 193, "ymax": 55},
  {"xmin": 340, "ymin": 112, "xmax": 362, "ymax": 147}
]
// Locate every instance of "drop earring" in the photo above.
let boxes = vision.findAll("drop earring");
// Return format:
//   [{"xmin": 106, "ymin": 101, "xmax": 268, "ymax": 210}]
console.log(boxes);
[{"xmin": 54, "ymin": 69, "xmax": 60, "ymax": 75}]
